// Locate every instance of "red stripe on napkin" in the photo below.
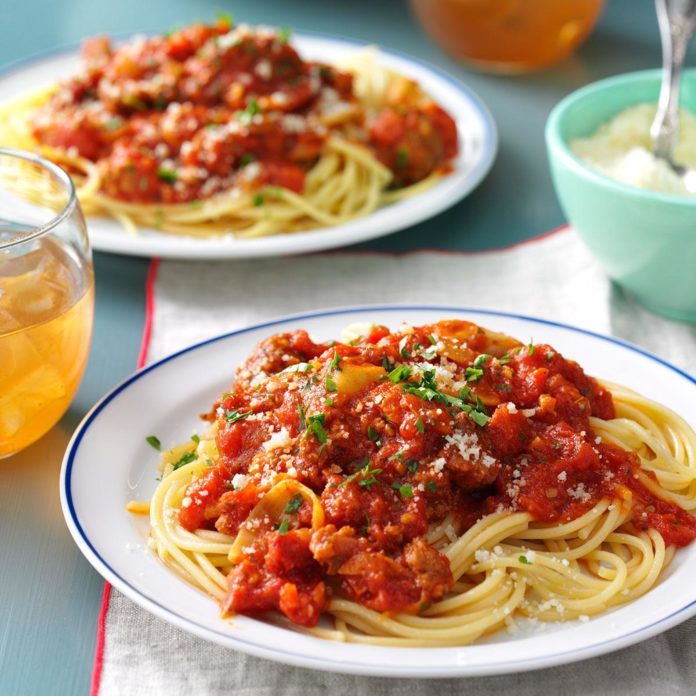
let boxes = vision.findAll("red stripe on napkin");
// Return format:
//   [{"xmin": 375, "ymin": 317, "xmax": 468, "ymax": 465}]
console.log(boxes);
[{"xmin": 89, "ymin": 256, "xmax": 161, "ymax": 696}]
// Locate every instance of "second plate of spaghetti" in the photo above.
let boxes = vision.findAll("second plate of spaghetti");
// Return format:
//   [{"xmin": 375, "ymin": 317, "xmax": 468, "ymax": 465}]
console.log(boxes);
[
  {"xmin": 0, "ymin": 22, "xmax": 496, "ymax": 259},
  {"xmin": 61, "ymin": 306, "xmax": 696, "ymax": 677}
]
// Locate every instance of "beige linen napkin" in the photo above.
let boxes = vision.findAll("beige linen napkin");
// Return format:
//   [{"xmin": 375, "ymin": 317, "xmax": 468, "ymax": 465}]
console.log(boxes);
[{"xmin": 97, "ymin": 228, "xmax": 696, "ymax": 695}]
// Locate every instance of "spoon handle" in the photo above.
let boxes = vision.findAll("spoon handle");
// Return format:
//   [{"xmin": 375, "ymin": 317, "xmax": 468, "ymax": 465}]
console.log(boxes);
[{"xmin": 651, "ymin": 0, "xmax": 696, "ymax": 161}]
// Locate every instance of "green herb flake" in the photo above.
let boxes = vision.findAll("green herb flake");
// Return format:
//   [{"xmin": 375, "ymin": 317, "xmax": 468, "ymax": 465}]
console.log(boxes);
[
  {"xmin": 305, "ymin": 413, "xmax": 327, "ymax": 444},
  {"xmin": 277, "ymin": 27, "xmax": 292, "ymax": 44},
  {"xmin": 277, "ymin": 518, "xmax": 290, "ymax": 535},
  {"xmin": 518, "ymin": 554, "xmax": 532, "ymax": 565},
  {"xmin": 297, "ymin": 404, "xmax": 306, "ymax": 430},
  {"xmin": 172, "ymin": 451, "xmax": 196, "ymax": 471},
  {"xmin": 285, "ymin": 494, "xmax": 303, "ymax": 514},
  {"xmin": 415, "ymin": 418, "xmax": 425, "ymax": 435},
  {"xmin": 326, "ymin": 397, "xmax": 335, "ymax": 406},
  {"xmin": 426, "ymin": 481, "xmax": 437, "ymax": 493},
  {"xmin": 407, "ymin": 460, "xmax": 419, "ymax": 474},
  {"xmin": 191, "ymin": 434, "xmax": 200, "ymax": 444},
  {"xmin": 428, "ymin": 334, "xmax": 438, "ymax": 345},
  {"xmin": 330, "ymin": 350, "xmax": 343, "ymax": 371},
  {"xmin": 528, "ymin": 341, "xmax": 536, "ymax": 356},
  {"xmin": 473, "ymin": 353, "xmax": 492, "ymax": 369},
  {"xmin": 340, "ymin": 460, "xmax": 381, "ymax": 490},
  {"xmin": 396, "ymin": 147, "xmax": 409, "ymax": 168},
  {"xmin": 392, "ymin": 482, "xmax": 414, "ymax": 499},
  {"xmin": 389, "ymin": 450, "xmax": 406, "ymax": 461},
  {"xmin": 145, "ymin": 435, "xmax": 161, "ymax": 451},
  {"xmin": 240, "ymin": 153, "xmax": 255, "ymax": 166},
  {"xmin": 156, "ymin": 167, "xmax": 177, "ymax": 183},
  {"xmin": 252, "ymin": 193, "xmax": 264, "ymax": 207},
  {"xmin": 225, "ymin": 409, "xmax": 251, "ymax": 424},
  {"xmin": 498, "ymin": 354, "xmax": 512, "ymax": 365},
  {"xmin": 325, "ymin": 373, "xmax": 338, "ymax": 392},
  {"xmin": 546, "ymin": 351, "xmax": 555, "ymax": 362},
  {"xmin": 387, "ymin": 364, "xmax": 412, "ymax": 383}
]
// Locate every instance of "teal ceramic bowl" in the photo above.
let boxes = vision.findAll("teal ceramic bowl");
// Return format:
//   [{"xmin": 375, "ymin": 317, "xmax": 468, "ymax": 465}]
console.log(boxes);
[{"xmin": 546, "ymin": 69, "xmax": 696, "ymax": 323}]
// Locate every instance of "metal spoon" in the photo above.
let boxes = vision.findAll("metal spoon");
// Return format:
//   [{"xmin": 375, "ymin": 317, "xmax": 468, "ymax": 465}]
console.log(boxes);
[{"xmin": 651, "ymin": 0, "xmax": 696, "ymax": 192}]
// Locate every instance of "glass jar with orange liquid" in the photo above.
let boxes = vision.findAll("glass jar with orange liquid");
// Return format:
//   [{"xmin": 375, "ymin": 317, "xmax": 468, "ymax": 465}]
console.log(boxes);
[
  {"xmin": 409, "ymin": 0, "xmax": 605, "ymax": 73},
  {"xmin": 0, "ymin": 149, "xmax": 94, "ymax": 458}
]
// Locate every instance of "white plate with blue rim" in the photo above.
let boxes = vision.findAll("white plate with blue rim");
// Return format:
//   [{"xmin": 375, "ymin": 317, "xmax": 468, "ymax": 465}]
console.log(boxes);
[
  {"xmin": 60, "ymin": 306, "xmax": 696, "ymax": 677},
  {"xmin": 0, "ymin": 35, "xmax": 496, "ymax": 260}
]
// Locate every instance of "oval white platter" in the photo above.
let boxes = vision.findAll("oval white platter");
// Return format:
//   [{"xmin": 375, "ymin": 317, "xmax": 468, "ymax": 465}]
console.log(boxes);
[
  {"xmin": 0, "ymin": 37, "xmax": 497, "ymax": 259},
  {"xmin": 61, "ymin": 306, "xmax": 696, "ymax": 677}
]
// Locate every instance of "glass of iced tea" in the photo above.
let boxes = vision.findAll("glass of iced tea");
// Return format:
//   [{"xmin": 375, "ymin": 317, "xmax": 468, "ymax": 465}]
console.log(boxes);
[
  {"xmin": 0, "ymin": 148, "xmax": 94, "ymax": 458},
  {"xmin": 409, "ymin": 0, "xmax": 605, "ymax": 73}
]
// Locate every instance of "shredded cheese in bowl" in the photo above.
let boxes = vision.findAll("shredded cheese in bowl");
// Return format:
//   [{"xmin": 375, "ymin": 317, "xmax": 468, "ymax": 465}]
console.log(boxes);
[{"xmin": 571, "ymin": 103, "xmax": 696, "ymax": 196}]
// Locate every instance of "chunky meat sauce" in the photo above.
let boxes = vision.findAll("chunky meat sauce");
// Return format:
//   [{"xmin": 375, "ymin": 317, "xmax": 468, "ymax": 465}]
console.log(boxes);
[
  {"xmin": 179, "ymin": 320, "xmax": 696, "ymax": 627},
  {"xmin": 31, "ymin": 19, "xmax": 458, "ymax": 204}
]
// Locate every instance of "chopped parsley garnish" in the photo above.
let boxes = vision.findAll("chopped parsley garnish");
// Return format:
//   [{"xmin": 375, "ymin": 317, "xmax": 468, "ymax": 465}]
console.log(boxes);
[
  {"xmin": 238, "ymin": 99, "xmax": 261, "ymax": 124},
  {"xmin": 389, "ymin": 450, "xmax": 406, "ymax": 461},
  {"xmin": 252, "ymin": 193, "xmax": 264, "ymax": 207},
  {"xmin": 392, "ymin": 482, "xmax": 414, "ymax": 499},
  {"xmin": 407, "ymin": 460, "xmax": 419, "ymax": 474},
  {"xmin": 367, "ymin": 426, "xmax": 379, "ymax": 442},
  {"xmin": 426, "ymin": 481, "xmax": 437, "ymax": 493},
  {"xmin": 305, "ymin": 413, "xmax": 327, "ymax": 444},
  {"xmin": 325, "ymin": 373, "xmax": 338, "ymax": 392},
  {"xmin": 465, "ymin": 353, "xmax": 492, "ymax": 382},
  {"xmin": 239, "ymin": 153, "xmax": 254, "ymax": 166},
  {"xmin": 277, "ymin": 518, "xmax": 290, "ymax": 535},
  {"xmin": 326, "ymin": 397, "xmax": 335, "ymax": 406},
  {"xmin": 156, "ymin": 167, "xmax": 177, "ymax": 183},
  {"xmin": 415, "ymin": 418, "xmax": 425, "ymax": 435},
  {"xmin": 330, "ymin": 350, "xmax": 343, "ymax": 371},
  {"xmin": 381, "ymin": 354, "xmax": 393, "ymax": 371},
  {"xmin": 172, "ymin": 451, "xmax": 196, "ymax": 471},
  {"xmin": 387, "ymin": 364, "xmax": 412, "ymax": 383},
  {"xmin": 546, "ymin": 351, "xmax": 555, "ymax": 362},
  {"xmin": 222, "ymin": 391, "xmax": 235, "ymax": 399},
  {"xmin": 528, "ymin": 341, "xmax": 536, "ymax": 356},
  {"xmin": 277, "ymin": 27, "xmax": 292, "ymax": 44},
  {"xmin": 428, "ymin": 334, "xmax": 438, "ymax": 345},
  {"xmin": 498, "ymin": 354, "xmax": 512, "ymax": 365},
  {"xmin": 396, "ymin": 147, "xmax": 409, "ymax": 168},
  {"xmin": 191, "ymin": 434, "xmax": 200, "ymax": 444},
  {"xmin": 397, "ymin": 369, "xmax": 490, "ymax": 426},
  {"xmin": 225, "ymin": 409, "xmax": 251, "ymax": 424},
  {"xmin": 518, "ymin": 555, "xmax": 532, "ymax": 565},
  {"xmin": 145, "ymin": 435, "xmax": 161, "ymax": 451},
  {"xmin": 340, "ymin": 460, "xmax": 382, "ymax": 490},
  {"xmin": 465, "ymin": 366, "xmax": 484, "ymax": 382},
  {"xmin": 285, "ymin": 494, "xmax": 303, "ymax": 514},
  {"xmin": 421, "ymin": 347, "xmax": 437, "ymax": 360},
  {"xmin": 297, "ymin": 404, "xmax": 306, "ymax": 430}
]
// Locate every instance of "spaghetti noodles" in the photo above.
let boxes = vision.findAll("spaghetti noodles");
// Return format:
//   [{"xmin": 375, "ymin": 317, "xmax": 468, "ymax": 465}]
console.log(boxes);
[
  {"xmin": 135, "ymin": 320, "xmax": 696, "ymax": 646},
  {"xmin": 0, "ymin": 20, "xmax": 458, "ymax": 239}
]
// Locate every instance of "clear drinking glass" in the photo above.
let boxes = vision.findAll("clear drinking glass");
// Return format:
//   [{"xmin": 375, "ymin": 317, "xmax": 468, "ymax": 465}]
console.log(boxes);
[{"xmin": 0, "ymin": 148, "xmax": 94, "ymax": 458}]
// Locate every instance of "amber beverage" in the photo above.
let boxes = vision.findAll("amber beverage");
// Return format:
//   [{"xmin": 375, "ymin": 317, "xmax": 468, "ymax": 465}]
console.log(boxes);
[
  {"xmin": 409, "ymin": 0, "xmax": 604, "ymax": 73},
  {"xmin": 0, "ymin": 149, "xmax": 93, "ymax": 458}
]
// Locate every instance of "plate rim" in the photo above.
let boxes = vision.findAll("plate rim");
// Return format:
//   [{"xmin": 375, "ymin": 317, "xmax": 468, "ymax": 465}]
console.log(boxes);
[
  {"xmin": 0, "ymin": 33, "xmax": 498, "ymax": 260},
  {"xmin": 60, "ymin": 304, "xmax": 696, "ymax": 677}
]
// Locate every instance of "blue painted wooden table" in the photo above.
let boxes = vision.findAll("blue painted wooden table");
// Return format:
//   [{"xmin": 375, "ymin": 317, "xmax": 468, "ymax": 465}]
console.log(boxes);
[{"xmin": 0, "ymin": 1, "xmax": 688, "ymax": 693}]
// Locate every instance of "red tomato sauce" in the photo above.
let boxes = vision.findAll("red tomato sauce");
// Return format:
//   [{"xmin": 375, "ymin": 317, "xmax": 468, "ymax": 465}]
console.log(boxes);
[
  {"xmin": 31, "ymin": 20, "xmax": 459, "ymax": 204},
  {"xmin": 178, "ymin": 321, "xmax": 696, "ymax": 627}
]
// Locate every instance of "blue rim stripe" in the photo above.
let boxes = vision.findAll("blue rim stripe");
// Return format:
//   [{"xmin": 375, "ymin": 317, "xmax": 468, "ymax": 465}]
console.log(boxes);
[{"xmin": 62, "ymin": 305, "xmax": 696, "ymax": 674}]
